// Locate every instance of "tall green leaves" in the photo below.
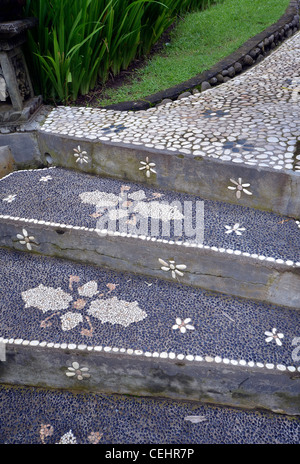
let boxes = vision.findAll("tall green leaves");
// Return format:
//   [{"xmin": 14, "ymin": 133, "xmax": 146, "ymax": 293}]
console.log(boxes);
[
  {"xmin": 24, "ymin": 0, "xmax": 212, "ymax": 104},
  {"xmin": 25, "ymin": 0, "xmax": 108, "ymax": 102}
]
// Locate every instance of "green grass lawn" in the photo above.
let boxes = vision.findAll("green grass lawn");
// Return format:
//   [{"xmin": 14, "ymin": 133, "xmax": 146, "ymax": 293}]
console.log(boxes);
[{"xmin": 97, "ymin": 0, "xmax": 290, "ymax": 106}]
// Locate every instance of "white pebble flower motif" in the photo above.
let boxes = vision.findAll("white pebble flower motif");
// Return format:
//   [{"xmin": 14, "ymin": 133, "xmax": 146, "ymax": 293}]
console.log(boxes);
[
  {"xmin": 16, "ymin": 229, "xmax": 37, "ymax": 250},
  {"xmin": 39, "ymin": 175, "xmax": 52, "ymax": 182},
  {"xmin": 73, "ymin": 145, "xmax": 90, "ymax": 164},
  {"xmin": 66, "ymin": 362, "xmax": 90, "ymax": 380},
  {"xmin": 228, "ymin": 178, "xmax": 252, "ymax": 199},
  {"xmin": 139, "ymin": 157, "xmax": 156, "ymax": 178},
  {"xmin": 172, "ymin": 318, "xmax": 195, "ymax": 333},
  {"xmin": 21, "ymin": 279, "xmax": 147, "ymax": 332},
  {"xmin": 225, "ymin": 223, "xmax": 246, "ymax": 235},
  {"xmin": 265, "ymin": 328, "xmax": 284, "ymax": 346},
  {"xmin": 3, "ymin": 194, "xmax": 16, "ymax": 203},
  {"xmin": 159, "ymin": 258, "xmax": 186, "ymax": 279}
]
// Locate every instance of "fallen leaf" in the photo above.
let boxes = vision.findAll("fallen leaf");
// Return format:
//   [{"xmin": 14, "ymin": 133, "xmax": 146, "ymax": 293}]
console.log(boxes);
[{"xmin": 184, "ymin": 415, "xmax": 207, "ymax": 424}]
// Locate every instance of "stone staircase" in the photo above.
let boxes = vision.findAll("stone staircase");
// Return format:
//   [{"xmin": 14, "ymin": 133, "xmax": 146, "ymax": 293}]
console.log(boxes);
[{"xmin": 0, "ymin": 27, "xmax": 300, "ymax": 445}]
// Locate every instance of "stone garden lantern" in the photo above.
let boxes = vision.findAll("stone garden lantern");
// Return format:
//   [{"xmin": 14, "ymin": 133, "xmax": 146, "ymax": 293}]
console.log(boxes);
[{"xmin": 0, "ymin": 0, "xmax": 42, "ymax": 125}]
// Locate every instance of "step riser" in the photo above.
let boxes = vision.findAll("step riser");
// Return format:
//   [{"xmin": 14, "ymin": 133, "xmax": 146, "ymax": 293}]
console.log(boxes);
[
  {"xmin": 38, "ymin": 132, "xmax": 300, "ymax": 219},
  {"xmin": 1, "ymin": 344, "xmax": 299, "ymax": 416},
  {"xmin": 1, "ymin": 219, "xmax": 299, "ymax": 309}
]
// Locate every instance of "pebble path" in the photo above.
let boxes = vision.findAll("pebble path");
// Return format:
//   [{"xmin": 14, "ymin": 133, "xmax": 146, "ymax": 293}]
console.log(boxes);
[{"xmin": 40, "ymin": 31, "xmax": 300, "ymax": 173}]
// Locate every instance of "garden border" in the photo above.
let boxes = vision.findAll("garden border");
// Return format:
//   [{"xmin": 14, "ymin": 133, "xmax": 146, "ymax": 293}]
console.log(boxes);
[{"xmin": 104, "ymin": 0, "xmax": 300, "ymax": 111}]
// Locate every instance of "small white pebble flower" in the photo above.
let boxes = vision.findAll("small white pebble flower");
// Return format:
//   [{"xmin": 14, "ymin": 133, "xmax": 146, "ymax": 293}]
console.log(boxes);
[
  {"xmin": 225, "ymin": 223, "xmax": 246, "ymax": 235},
  {"xmin": 39, "ymin": 175, "xmax": 52, "ymax": 182},
  {"xmin": 65, "ymin": 361, "xmax": 90, "ymax": 380},
  {"xmin": 16, "ymin": 229, "xmax": 37, "ymax": 250},
  {"xmin": 159, "ymin": 258, "xmax": 186, "ymax": 279},
  {"xmin": 228, "ymin": 178, "xmax": 252, "ymax": 199},
  {"xmin": 265, "ymin": 328, "xmax": 284, "ymax": 346},
  {"xmin": 139, "ymin": 157, "xmax": 156, "ymax": 178},
  {"xmin": 73, "ymin": 145, "xmax": 89, "ymax": 164},
  {"xmin": 172, "ymin": 318, "xmax": 195, "ymax": 333},
  {"xmin": 3, "ymin": 194, "xmax": 16, "ymax": 203}
]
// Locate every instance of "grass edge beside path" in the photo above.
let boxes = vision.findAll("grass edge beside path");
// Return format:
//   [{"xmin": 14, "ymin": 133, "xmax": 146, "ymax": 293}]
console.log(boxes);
[{"xmin": 90, "ymin": 0, "xmax": 291, "ymax": 107}]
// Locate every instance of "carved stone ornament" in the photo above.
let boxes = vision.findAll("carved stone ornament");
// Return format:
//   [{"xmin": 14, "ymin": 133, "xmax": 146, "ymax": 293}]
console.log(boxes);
[{"xmin": 0, "ymin": 0, "xmax": 41, "ymax": 124}]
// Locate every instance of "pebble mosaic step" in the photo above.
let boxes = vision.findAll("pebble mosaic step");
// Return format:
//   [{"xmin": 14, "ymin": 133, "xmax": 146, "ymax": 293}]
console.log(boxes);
[
  {"xmin": 1, "ymin": 384, "xmax": 300, "ymax": 445},
  {"xmin": 0, "ymin": 167, "xmax": 299, "ymax": 308},
  {"xmin": 1, "ymin": 17, "xmax": 300, "ymax": 446},
  {"xmin": 37, "ymin": 31, "xmax": 300, "ymax": 218},
  {"xmin": 0, "ymin": 247, "xmax": 300, "ymax": 415}
]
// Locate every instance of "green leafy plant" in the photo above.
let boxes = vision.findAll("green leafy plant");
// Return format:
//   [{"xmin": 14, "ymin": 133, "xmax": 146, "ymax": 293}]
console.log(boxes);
[{"xmin": 24, "ymin": 0, "xmax": 214, "ymax": 104}]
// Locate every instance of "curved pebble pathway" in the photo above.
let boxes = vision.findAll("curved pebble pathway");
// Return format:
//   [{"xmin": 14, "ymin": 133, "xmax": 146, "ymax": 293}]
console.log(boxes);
[{"xmin": 40, "ymin": 32, "xmax": 300, "ymax": 173}]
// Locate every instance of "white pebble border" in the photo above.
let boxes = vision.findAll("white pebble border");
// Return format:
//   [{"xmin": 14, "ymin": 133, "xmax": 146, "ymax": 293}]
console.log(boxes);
[
  {"xmin": 0, "ymin": 166, "xmax": 57, "ymax": 181},
  {"xmin": 1, "ymin": 335, "xmax": 299, "ymax": 373}
]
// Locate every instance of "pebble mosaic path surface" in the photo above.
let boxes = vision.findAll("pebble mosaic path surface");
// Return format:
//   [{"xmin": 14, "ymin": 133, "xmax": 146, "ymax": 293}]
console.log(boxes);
[
  {"xmin": 40, "ymin": 31, "xmax": 300, "ymax": 173},
  {"xmin": 1, "ymin": 384, "xmax": 300, "ymax": 444},
  {"xmin": 0, "ymin": 167, "xmax": 299, "ymax": 263},
  {"xmin": 1, "ymin": 247, "xmax": 299, "ymax": 371}
]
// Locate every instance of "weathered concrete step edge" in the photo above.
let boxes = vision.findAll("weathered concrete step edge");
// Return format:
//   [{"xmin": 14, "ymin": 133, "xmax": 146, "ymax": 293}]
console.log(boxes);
[
  {"xmin": 0, "ymin": 217, "xmax": 299, "ymax": 309},
  {"xmin": 37, "ymin": 132, "xmax": 300, "ymax": 219},
  {"xmin": 0, "ymin": 341, "xmax": 299, "ymax": 416}
]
